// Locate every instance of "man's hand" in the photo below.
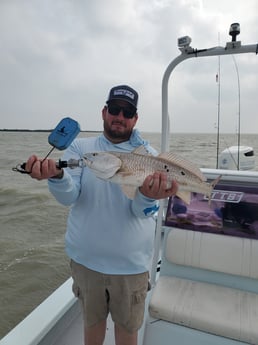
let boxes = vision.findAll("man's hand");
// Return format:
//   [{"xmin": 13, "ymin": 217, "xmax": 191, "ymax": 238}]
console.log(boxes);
[
  {"xmin": 139, "ymin": 172, "xmax": 178, "ymax": 200},
  {"xmin": 25, "ymin": 155, "xmax": 63, "ymax": 180}
]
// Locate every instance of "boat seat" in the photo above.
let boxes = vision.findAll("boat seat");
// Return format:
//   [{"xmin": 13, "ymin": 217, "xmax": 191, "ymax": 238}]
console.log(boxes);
[{"xmin": 149, "ymin": 229, "xmax": 258, "ymax": 344}]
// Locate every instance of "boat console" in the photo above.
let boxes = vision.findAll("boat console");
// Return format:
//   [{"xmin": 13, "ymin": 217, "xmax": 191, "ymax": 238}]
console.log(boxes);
[{"xmin": 143, "ymin": 170, "xmax": 258, "ymax": 345}]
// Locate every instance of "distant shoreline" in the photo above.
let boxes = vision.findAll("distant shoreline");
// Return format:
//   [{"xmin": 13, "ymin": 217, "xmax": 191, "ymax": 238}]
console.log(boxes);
[{"xmin": 0, "ymin": 129, "xmax": 100, "ymax": 133}]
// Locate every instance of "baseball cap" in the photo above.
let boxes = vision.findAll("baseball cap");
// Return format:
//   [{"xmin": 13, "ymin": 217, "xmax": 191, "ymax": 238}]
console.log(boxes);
[{"xmin": 106, "ymin": 85, "xmax": 138, "ymax": 108}]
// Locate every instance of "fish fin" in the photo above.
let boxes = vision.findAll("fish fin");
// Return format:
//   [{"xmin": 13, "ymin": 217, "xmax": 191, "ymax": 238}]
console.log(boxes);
[
  {"xmin": 120, "ymin": 185, "xmax": 138, "ymax": 199},
  {"xmin": 132, "ymin": 145, "xmax": 153, "ymax": 156},
  {"xmin": 176, "ymin": 190, "xmax": 192, "ymax": 205},
  {"xmin": 158, "ymin": 152, "xmax": 206, "ymax": 181},
  {"xmin": 211, "ymin": 175, "xmax": 221, "ymax": 188},
  {"xmin": 207, "ymin": 174, "xmax": 222, "ymax": 204},
  {"xmin": 90, "ymin": 166, "xmax": 119, "ymax": 179}
]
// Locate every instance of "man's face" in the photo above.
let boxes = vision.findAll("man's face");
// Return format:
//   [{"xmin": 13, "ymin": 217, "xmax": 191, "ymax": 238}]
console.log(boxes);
[{"xmin": 102, "ymin": 100, "xmax": 138, "ymax": 143}]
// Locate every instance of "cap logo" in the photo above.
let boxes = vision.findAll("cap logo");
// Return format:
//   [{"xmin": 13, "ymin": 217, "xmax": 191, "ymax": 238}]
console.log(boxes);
[{"xmin": 114, "ymin": 89, "xmax": 135, "ymax": 100}]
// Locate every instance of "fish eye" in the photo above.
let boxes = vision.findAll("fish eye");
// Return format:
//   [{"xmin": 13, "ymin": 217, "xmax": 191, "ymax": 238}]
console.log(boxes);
[
  {"xmin": 180, "ymin": 171, "xmax": 186, "ymax": 176},
  {"xmin": 92, "ymin": 153, "xmax": 97, "ymax": 156}
]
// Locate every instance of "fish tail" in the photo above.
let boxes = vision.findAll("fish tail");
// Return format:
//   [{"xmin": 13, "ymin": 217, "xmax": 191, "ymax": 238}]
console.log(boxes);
[
  {"xmin": 208, "ymin": 174, "xmax": 222, "ymax": 204},
  {"xmin": 211, "ymin": 175, "xmax": 222, "ymax": 188}
]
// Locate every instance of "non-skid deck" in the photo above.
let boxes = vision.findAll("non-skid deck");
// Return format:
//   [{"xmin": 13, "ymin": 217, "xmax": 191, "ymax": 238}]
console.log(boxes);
[{"xmin": 50, "ymin": 305, "xmax": 115, "ymax": 345}]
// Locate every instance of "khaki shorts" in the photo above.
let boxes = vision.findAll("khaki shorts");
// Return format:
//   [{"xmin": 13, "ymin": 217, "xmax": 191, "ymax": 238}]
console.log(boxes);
[{"xmin": 70, "ymin": 260, "xmax": 149, "ymax": 333}]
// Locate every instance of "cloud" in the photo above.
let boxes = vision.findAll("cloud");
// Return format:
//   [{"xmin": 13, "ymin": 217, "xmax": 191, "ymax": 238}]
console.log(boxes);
[{"xmin": 0, "ymin": 0, "xmax": 257, "ymax": 133}]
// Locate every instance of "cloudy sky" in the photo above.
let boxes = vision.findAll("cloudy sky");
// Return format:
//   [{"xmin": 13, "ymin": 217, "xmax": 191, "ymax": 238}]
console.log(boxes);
[{"xmin": 0, "ymin": 0, "xmax": 257, "ymax": 133}]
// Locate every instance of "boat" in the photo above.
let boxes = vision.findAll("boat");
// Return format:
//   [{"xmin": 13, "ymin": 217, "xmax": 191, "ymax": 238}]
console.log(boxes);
[{"xmin": 1, "ymin": 23, "xmax": 258, "ymax": 345}]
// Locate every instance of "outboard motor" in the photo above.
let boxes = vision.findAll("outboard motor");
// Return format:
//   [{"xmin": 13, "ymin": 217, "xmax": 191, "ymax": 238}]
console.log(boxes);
[{"xmin": 218, "ymin": 146, "xmax": 255, "ymax": 170}]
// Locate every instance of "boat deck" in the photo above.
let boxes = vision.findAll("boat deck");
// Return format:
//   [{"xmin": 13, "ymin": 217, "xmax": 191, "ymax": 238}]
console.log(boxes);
[
  {"xmin": 53, "ymin": 306, "xmax": 84, "ymax": 345},
  {"xmin": 51, "ymin": 306, "xmax": 114, "ymax": 345},
  {"xmin": 0, "ymin": 278, "xmax": 116, "ymax": 345}
]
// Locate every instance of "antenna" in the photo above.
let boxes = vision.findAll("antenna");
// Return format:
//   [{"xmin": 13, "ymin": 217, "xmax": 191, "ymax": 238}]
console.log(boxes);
[
  {"xmin": 216, "ymin": 32, "xmax": 221, "ymax": 169},
  {"xmin": 231, "ymin": 55, "xmax": 241, "ymax": 170}
]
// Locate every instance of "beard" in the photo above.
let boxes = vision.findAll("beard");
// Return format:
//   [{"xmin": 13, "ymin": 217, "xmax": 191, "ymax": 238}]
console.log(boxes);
[{"xmin": 103, "ymin": 120, "xmax": 133, "ymax": 142}]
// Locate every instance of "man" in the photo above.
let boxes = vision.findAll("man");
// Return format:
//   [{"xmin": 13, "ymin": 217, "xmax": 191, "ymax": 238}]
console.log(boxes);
[{"xmin": 26, "ymin": 85, "xmax": 178, "ymax": 345}]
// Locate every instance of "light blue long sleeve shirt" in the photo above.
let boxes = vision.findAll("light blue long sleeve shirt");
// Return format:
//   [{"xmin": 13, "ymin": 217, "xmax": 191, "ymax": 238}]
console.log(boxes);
[{"xmin": 48, "ymin": 130, "xmax": 159, "ymax": 275}]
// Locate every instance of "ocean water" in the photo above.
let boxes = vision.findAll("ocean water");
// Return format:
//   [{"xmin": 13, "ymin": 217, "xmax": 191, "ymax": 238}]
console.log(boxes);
[{"xmin": 0, "ymin": 131, "xmax": 257, "ymax": 338}]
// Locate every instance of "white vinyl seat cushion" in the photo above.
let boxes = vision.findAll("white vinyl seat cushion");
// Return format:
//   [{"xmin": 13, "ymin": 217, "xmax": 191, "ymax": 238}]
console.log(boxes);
[
  {"xmin": 165, "ymin": 229, "xmax": 258, "ymax": 279},
  {"xmin": 149, "ymin": 276, "xmax": 258, "ymax": 344}
]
